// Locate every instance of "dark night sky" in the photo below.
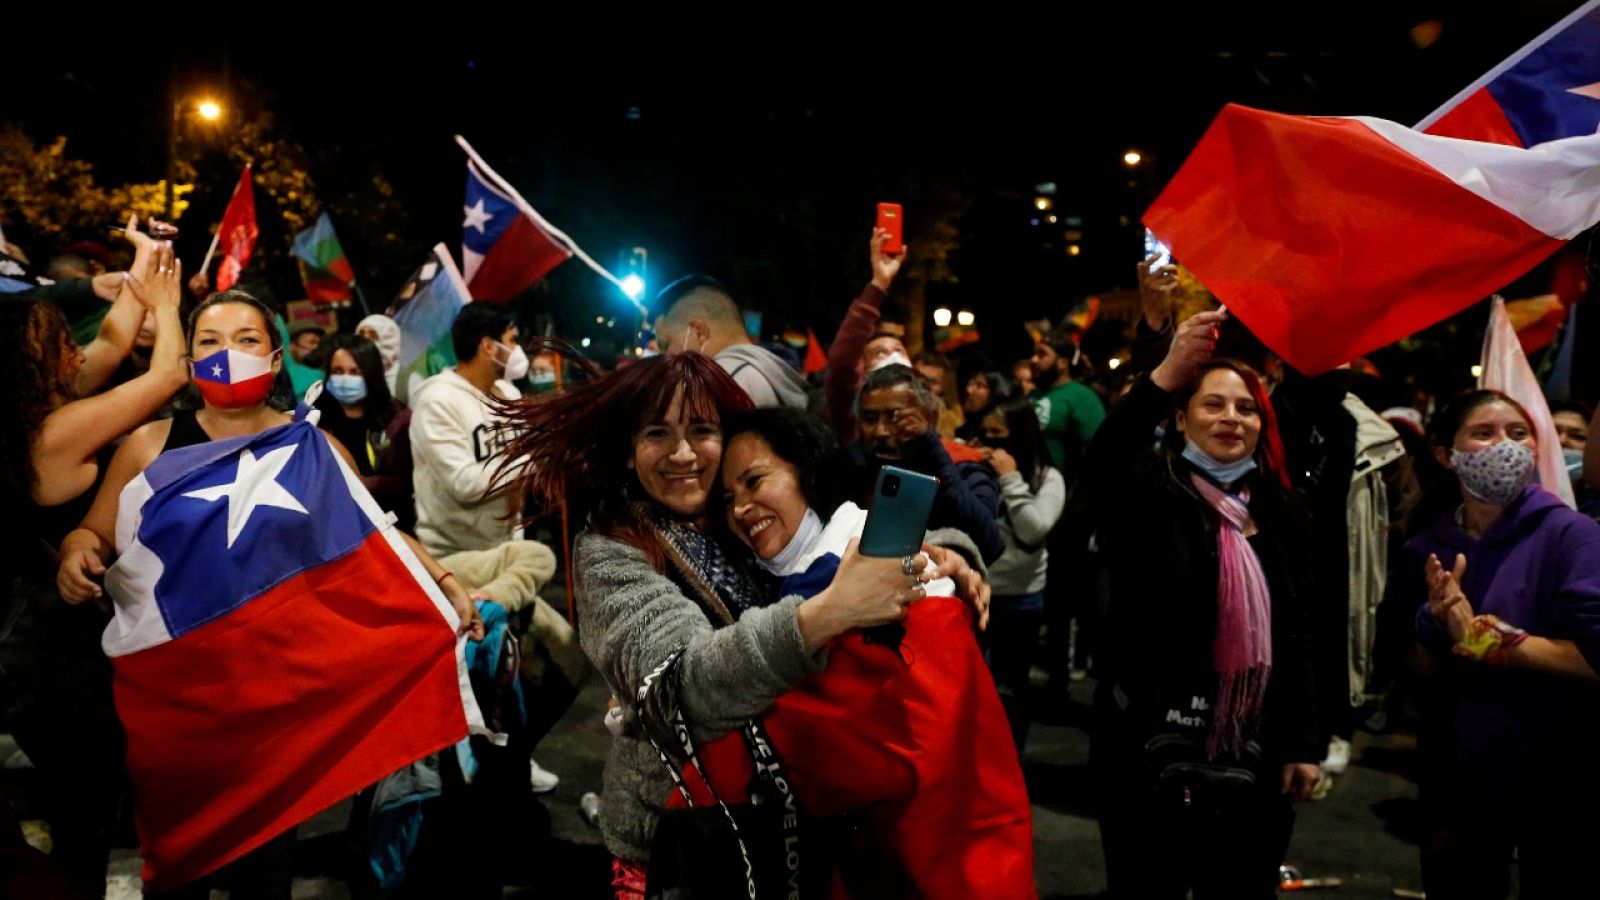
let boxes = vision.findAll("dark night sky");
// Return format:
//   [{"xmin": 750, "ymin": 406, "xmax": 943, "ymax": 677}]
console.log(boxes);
[{"xmin": 2, "ymin": 2, "xmax": 1589, "ymax": 362}]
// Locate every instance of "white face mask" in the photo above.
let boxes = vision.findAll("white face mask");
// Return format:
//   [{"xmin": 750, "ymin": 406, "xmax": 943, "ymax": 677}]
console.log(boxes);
[
  {"xmin": 680, "ymin": 326, "xmax": 708, "ymax": 355},
  {"xmin": 495, "ymin": 342, "xmax": 530, "ymax": 381},
  {"xmin": 1451, "ymin": 439, "xmax": 1536, "ymax": 505},
  {"xmin": 756, "ymin": 508, "xmax": 826, "ymax": 577},
  {"xmin": 869, "ymin": 350, "xmax": 912, "ymax": 372}
]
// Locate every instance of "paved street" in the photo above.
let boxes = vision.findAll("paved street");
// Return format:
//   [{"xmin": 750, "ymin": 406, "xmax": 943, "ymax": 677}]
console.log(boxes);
[{"xmin": 1, "ymin": 599, "xmax": 1439, "ymax": 899}]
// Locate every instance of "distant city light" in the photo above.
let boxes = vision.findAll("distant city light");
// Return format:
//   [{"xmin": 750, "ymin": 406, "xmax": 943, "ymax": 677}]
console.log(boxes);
[
  {"xmin": 1034, "ymin": 197, "xmax": 1052, "ymax": 211},
  {"xmin": 582, "ymin": 337, "xmax": 593, "ymax": 348},
  {"xmin": 1067, "ymin": 244, "xmax": 1082, "ymax": 256},
  {"xmin": 1471, "ymin": 364, "xmax": 1483, "ymax": 378},
  {"xmin": 1108, "ymin": 358, "xmax": 1122, "ymax": 370},
  {"xmin": 595, "ymin": 315, "xmax": 605, "ymax": 324},
  {"xmin": 197, "ymin": 99, "xmax": 223, "ymax": 121},
  {"xmin": 1123, "ymin": 150, "xmax": 1143, "ymax": 166},
  {"xmin": 957, "ymin": 310, "xmax": 975, "ymax": 327},
  {"xmin": 933, "ymin": 307, "xmax": 953, "ymax": 327},
  {"xmin": 620, "ymin": 273, "xmax": 646, "ymax": 300}
]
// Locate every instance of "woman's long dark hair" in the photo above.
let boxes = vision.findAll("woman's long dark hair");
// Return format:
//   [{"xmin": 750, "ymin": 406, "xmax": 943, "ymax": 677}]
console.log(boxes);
[
  {"xmin": 0, "ymin": 299, "xmax": 73, "ymax": 495},
  {"xmin": 1406, "ymin": 389, "xmax": 1534, "ymax": 537},
  {"xmin": 1163, "ymin": 358, "xmax": 1293, "ymax": 495},
  {"xmin": 496, "ymin": 342, "xmax": 755, "ymax": 570},
  {"xmin": 985, "ymin": 399, "xmax": 1051, "ymax": 492},
  {"xmin": 318, "ymin": 334, "xmax": 398, "ymax": 430},
  {"xmin": 721, "ymin": 408, "xmax": 853, "ymax": 520}
]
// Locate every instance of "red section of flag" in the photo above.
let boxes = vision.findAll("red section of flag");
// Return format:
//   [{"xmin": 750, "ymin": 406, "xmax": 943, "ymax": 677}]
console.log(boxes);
[
  {"xmin": 214, "ymin": 168, "xmax": 259, "ymax": 293},
  {"xmin": 1422, "ymin": 87, "xmax": 1525, "ymax": 146},
  {"xmin": 802, "ymin": 328, "xmax": 827, "ymax": 374},
  {"xmin": 466, "ymin": 213, "xmax": 571, "ymax": 304},
  {"xmin": 114, "ymin": 532, "xmax": 465, "ymax": 890},
  {"xmin": 670, "ymin": 597, "xmax": 1033, "ymax": 899},
  {"xmin": 1144, "ymin": 105, "xmax": 1562, "ymax": 374}
]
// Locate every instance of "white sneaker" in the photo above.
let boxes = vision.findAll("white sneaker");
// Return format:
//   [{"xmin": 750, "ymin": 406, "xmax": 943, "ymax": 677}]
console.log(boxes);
[
  {"xmin": 1321, "ymin": 736, "xmax": 1351, "ymax": 775},
  {"xmin": 529, "ymin": 758, "xmax": 561, "ymax": 794}
]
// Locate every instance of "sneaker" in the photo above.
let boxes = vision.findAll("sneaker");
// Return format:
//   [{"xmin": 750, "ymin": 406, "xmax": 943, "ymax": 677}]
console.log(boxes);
[
  {"xmin": 529, "ymin": 758, "xmax": 561, "ymax": 794},
  {"xmin": 1321, "ymin": 736, "xmax": 1351, "ymax": 775}
]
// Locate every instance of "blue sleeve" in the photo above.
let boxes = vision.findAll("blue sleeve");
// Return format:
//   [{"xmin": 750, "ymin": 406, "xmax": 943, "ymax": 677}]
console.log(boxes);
[{"xmin": 925, "ymin": 439, "xmax": 1005, "ymax": 565}]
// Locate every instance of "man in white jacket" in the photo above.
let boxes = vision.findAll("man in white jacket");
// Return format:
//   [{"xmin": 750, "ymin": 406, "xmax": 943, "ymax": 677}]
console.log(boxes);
[{"xmin": 409, "ymin": 302, "xmax": 566, "ymax": 792}]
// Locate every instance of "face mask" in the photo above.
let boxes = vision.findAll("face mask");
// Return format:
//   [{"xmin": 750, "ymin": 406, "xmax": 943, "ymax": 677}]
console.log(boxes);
[
  {"xmin": 869, "ymin": 350, "xmax": 912, "ymax": 372},
  {"xmin": 495, "ymin": 342, "xmax": 530, "ymax": 381},
  {"xmin": 1565, "ymin": 447, "xmax": 1584, "ymax": 480},
  {"xmin": 326, "ymin": 374, "xmax": 368, "ymax": 405},
  {"xmin": 1182, "ymin": 439, "xmax": 1258, "ymax": 485},
  {"xmin": 756, "ymin": 508, "xmax": 826, "ymax": 577},
  {"xmin": 679, "ymin": 326, "xmax": 710, "ymax": 355},
  {"xmin": 191, "ymin": 347, "xmax": 279, "ymax": 409},
  {"xmin": 1451, "ymin": 439, "xmax": 1536, "ymax": 505}
]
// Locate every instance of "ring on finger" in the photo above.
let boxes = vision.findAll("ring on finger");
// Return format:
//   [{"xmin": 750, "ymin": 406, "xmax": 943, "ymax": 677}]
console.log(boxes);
[{"xmin": 900, "ymin": 555, "xmax": 918, "ymax": 576}]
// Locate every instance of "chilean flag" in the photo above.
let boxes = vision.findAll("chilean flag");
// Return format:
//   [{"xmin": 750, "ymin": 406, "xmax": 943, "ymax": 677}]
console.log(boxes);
[
  {"xmin": 1145, "ymin": 2, "xmax": 1600, "ymax": 375},
  {"xmin": 190, "ymin": 348, "xmax": 277, "ymax": 408},
  {"xmin": 102, "ymin": 404, "xmax": 485, "ymax": 890},
  {"xmin": 461, "ymin": 160, "xmax": 572, "ymax": 303}
]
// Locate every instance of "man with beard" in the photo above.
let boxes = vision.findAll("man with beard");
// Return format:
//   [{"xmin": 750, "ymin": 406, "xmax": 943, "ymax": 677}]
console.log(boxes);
[
  {"xmin": 1027, "ymin": 329, "xmax": 1106, "ymax": 480},
  {"xmin": 851, "ymin": 364, "xmax": 1005, "ymax": 564}
]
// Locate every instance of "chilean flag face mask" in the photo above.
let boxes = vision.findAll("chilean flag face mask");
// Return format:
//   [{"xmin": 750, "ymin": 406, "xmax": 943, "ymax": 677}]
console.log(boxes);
[{"xmin": 190, "ymin": 347, "xmax": 280, "ymax": 408}]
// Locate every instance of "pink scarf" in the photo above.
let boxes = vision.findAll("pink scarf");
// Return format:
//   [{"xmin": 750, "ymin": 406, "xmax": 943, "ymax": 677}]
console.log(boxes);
[{"xmin": 1190, "ymin": 473, "xmax": 1273, "ymax": 758}]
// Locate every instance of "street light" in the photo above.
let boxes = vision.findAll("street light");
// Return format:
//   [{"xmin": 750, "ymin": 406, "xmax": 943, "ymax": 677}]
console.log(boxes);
[
  {"xmin": 620, "ymin": 273, "xmax": 646, "ymax": 300},
  {"xmin": 1124, "ymin": 150, "xmax": 1143, "ymax": 167},
  {"xmin": 167, "ymin": 92, "xmax": 225, "ymax": 219},
  {"xmin": 957, "ymin": 310, "xmax": 975, "ymax": 327},
  {"xmin": 933, "ymin": 307, "xmax": 953, "ymax": 327}
]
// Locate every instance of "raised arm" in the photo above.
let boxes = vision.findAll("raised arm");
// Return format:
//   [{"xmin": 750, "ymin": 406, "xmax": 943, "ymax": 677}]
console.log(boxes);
[
  {"xmin": 32, "ymin": 246, "xmax": 188, "ymax": 508},
  {"xmin": 74, "ymin": 216, "xmax": 165, "ymax": 394}
]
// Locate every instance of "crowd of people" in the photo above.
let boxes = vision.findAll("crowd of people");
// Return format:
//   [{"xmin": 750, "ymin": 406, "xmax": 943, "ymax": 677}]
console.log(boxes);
[{"xmin": 0, "ymin": 210, "xmax": 1597, "ymax": 900}]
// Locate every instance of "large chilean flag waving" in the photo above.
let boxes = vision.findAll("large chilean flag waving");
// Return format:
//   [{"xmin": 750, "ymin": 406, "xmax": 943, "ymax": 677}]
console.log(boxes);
[
  {"xmin": 102, "ymin": 402, "xmax": 486, "ymax": 890},
  {"xmin": 1145, "ymin": 2, "xmax": 1600, "ymax": 375}
]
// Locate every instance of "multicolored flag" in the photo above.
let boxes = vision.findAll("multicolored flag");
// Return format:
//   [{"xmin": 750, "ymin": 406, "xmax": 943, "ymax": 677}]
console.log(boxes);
[
  {"xmin": 1479, "ymin": 297, "xmax": 1576, "ymax": 507},
  {"xmin": 1144, "ymin": 4, "xmax": 1600, "ymax": 374},
  {"xmin": 1419, "ymin": 1, "xmax": 1600, "ymax": 146},
  {"xmin": 460, "ymin": 159, "xmax": 571, "ymax": 303},
  {"xmin": 213, "ymin": 167, "xmax": 258, "ymax": 293},
  {"xmin": 292, "ymin": 212, "xmax": 357, "ymax": 306},
  {"xmin": 102, "ymin": 404, "xmax": 485, "ymax": 890},
  {"xmin": 390, "ymin": 243, "xmax": 471, "ymax": 404}
]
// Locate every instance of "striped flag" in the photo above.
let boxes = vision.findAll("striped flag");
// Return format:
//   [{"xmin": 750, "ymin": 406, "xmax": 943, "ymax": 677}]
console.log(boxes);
[
  {"xmin": 390, "ymin": 244, "xmax": 470, "ymax": 404},
  {"xmin": 292, "ymin": 212, "xmax": 357, "ymax": 306},
  {"xmin": 1145, "ymin": 4, "xmax": 1600, "ymax": 374},
  {"xmin": 1480, "ymin": 296, "xmax": 1577, "ymax": 508},
  {"xmin": 102, "ymin": 406, "xmax": 485, "ymax": 889}
]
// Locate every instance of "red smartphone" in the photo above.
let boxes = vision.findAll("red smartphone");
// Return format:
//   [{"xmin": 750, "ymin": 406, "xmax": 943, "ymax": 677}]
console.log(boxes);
[{"xmin": 876, "ymin": 202, "xmax": 904, "ymax": 256}]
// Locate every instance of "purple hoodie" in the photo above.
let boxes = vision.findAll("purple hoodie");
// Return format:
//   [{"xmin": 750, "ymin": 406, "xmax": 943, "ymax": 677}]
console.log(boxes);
[{"xmin": 1406, "ymin": 485, "xmax": 1600, "ymax": 777}]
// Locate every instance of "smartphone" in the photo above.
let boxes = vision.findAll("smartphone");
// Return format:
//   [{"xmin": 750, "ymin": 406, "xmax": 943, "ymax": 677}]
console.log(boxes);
[
  {"xmin": 1143, "ymin": 228, "xmax": 1171, "ymax": 270},
  {"xmin": 859, "ymin": 465, "xmax": 938, "ymax": 558},
  {"xmin": 876, "ymin": 202, "xmax": 904, "ymax": 256}
]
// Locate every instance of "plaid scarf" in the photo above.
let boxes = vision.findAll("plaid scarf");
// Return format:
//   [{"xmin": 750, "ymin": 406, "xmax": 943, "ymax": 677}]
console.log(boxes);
[{"xmin": 636, "ymin": 502, "xmax": 771, "ymax": 627}]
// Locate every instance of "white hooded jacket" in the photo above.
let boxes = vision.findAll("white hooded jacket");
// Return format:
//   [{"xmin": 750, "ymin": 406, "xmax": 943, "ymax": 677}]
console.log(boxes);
[{"xmin": 409, "ymin": 368, "xmax": 524, "ymax": 557}]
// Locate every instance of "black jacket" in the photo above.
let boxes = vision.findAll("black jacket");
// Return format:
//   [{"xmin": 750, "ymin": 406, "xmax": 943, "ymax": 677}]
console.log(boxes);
[
  {"xmin": 850, "ymin": 431, "xmax": 1006, "ymax": 565},
  {"xmin": 1082, "ymin": 376, "xmax": 1321, "ymax": 764}
]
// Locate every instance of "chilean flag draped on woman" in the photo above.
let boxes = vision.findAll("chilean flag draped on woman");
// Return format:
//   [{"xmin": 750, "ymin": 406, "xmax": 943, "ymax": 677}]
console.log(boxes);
[
  {"xmin": 102, "ymin": 396, "xmax": 487, "ymax": 890},
  {"xmin": 1144, "ymin": 1, "xmax": 1600, "ymax": 375}
]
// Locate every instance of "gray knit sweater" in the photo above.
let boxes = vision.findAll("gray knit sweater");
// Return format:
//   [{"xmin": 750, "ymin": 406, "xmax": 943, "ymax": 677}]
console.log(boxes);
[{"xmin": 573, "ymin": 530, "xmax": 826, "ymax": 863}]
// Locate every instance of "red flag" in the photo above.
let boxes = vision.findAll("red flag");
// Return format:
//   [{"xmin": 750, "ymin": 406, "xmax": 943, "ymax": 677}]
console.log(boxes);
[
  {"xmin": 802, "ymin": 328, "xmax": 827, "ymax": 374},
  {"xmin": 214, "ymin": 167, "xmax": 258, "ymax": 293}
]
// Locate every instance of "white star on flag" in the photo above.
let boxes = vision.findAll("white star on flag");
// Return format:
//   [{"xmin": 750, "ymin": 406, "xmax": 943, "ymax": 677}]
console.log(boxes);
[
  {"xmin": 462, "ymin": 199, "xmax": 493, "ymax": 233},
  {"xmin": 211, "ymin": 364, "xmax": 223, "ymax": 377},
  {"xmin": 183, "ymin": 445, "xmax": 309, "ymax": 549}
]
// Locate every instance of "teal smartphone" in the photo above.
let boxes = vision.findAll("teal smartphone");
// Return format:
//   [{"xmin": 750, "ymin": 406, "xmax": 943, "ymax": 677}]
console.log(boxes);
[{"xmin": 859, "ymin": 465, "xmax": 938, "ymax": 558}]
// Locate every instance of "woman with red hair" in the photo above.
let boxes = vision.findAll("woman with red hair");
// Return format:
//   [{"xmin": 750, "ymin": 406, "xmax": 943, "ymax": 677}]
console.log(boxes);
[
  {"xmin": 1079, "ymin": 310, "xmax": 1320, "ymax": 899},
  {"xmin": 499, "ymin": 348, "xmax": 938, "ymax": 898}
]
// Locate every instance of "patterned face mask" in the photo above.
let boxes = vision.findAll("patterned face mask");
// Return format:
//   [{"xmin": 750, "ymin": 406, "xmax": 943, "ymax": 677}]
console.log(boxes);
[{"xmin": 1451, "ymin": 439, "xmax": 1536, "ymax": 505}]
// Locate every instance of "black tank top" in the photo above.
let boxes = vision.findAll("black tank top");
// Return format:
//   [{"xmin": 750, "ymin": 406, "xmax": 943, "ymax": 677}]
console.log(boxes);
[{"xmin": 161, "ymin": 408, "xmax": 214, "ymax": 454}]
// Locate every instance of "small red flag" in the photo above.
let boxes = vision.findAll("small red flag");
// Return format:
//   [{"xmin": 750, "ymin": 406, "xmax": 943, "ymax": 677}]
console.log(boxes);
[
  {"xmin": 802, "ymin": 328, "xmax": 827, "ymax": 374},
  {"xmin": 214, "ymin": 167, "xmax": 258, "ymax": 293}
]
